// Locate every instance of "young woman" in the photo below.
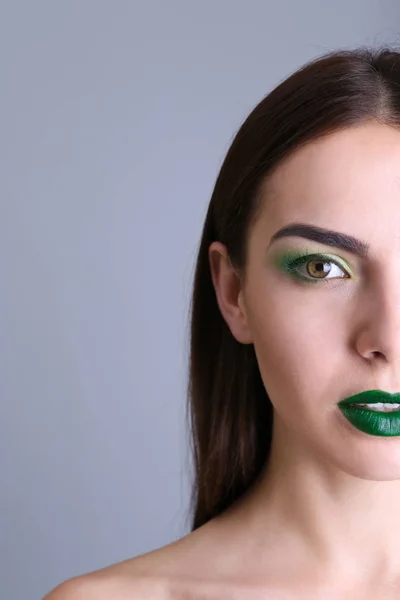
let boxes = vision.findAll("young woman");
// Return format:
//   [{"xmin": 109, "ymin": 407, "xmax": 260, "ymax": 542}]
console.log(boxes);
[{"xmin": 45, "ymin": 45, "xmax": 400, "ymax": 599}]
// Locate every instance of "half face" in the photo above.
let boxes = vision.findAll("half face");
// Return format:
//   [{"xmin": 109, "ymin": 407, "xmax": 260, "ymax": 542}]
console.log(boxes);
[{"xmin": 238, "ymin": 121, "xmax": 400, "ymax": 479}]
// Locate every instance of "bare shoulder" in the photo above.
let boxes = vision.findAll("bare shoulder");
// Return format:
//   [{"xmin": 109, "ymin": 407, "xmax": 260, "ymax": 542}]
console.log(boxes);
[
  {"xmin": 42, "ymin": 575, "xmax": 107, "ymax": 600},
  {"xmin": 42, "ymin": 571, "xmax": 168, "ymax": 600},
  {"xmin": 42, "ymin": 521, "xmax": 224, "ymax": 600},
  {"xmin": 41, "ymin": 536, "xmax": 195, "ymax": 600},
  {"xmin": 41, "ymin": 551, "xmax": 173, "ymax": 600}
]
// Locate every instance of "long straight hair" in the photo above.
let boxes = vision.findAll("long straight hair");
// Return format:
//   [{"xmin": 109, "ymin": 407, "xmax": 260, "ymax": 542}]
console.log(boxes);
[{"xmin": 185, "ymin": 45, "xmax": 400, "ymax": 532}]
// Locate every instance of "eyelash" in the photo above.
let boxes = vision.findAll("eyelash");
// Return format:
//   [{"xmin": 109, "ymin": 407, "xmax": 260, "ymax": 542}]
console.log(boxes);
[{"xmin": 283, "ymin": 250, "xmax": 351, "ymax": 284}]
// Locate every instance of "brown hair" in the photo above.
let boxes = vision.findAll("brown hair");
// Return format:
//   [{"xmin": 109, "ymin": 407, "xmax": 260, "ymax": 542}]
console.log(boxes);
[{"xmin": 185, "ymin": 44, "xmax": 400, "ymax": 532}]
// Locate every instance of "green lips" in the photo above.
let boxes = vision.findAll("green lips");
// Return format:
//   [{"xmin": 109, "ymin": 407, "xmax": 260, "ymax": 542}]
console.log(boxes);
[{"xmin": 338, "ymin": 390, "xmax": 400, "ymax": 437}]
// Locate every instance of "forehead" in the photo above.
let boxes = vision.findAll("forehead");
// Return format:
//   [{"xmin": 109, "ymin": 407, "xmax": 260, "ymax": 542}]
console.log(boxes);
[{"xmin": 255, "ymin": 122, "xmax": 400, "ymax": 253}]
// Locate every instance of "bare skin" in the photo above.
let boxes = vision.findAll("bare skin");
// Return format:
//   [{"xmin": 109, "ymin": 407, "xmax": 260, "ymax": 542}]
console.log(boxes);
[{"xmin": 45, "ymin": 121, "xmax": 400, "ymax": 599}]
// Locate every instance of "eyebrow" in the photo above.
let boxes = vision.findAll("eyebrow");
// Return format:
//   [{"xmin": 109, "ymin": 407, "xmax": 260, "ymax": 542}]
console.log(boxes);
[{"xmin": 269, "ymin": 222, "xmax": 370, "ymax": 258}]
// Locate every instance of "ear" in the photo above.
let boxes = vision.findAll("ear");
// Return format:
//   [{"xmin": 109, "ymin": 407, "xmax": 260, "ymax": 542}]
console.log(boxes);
[{"xmin": 208, "ymin": 241, "xmax": 253, "ymax": 344}]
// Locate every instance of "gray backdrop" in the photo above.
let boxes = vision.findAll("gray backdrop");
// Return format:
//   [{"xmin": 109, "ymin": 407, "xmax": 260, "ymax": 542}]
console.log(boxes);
[{"xmin": 2, "ymin": 1, "xmax": 400, "ymax": 598}]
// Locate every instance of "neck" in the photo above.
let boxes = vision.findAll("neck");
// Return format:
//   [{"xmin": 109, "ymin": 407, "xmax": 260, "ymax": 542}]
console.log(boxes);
[{"xmin": 226, "ymin": 411, "xmax": 400, "ymax": 587}]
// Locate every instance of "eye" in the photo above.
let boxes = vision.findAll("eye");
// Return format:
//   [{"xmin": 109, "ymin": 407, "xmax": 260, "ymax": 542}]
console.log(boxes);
[{"xmin": 285, "ymin": 252, "xmax": 351, "ymax": 284}]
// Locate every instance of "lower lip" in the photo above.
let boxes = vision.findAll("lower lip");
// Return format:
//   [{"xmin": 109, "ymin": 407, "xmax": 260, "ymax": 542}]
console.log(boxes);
[{"xmin": 338, "ymin": 406, "xmax": 400, "ymax": 436}]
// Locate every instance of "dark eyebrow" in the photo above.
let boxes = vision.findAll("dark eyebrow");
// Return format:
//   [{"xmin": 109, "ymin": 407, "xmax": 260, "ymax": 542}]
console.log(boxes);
[{"xmin": 269, "ymin": 222, "xmax": 370, "ymax": 258}]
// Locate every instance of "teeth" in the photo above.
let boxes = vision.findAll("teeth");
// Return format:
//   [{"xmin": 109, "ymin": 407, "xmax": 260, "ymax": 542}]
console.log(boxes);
[{"xmin": 352, "ymin": 402, "xmax": 400, "ymax": 412}]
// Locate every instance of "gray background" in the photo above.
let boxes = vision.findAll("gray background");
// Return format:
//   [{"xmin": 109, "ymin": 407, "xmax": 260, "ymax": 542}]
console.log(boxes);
[{"xmin": 1, "ymin": 1, "xmax": 399, "ymax": 598}]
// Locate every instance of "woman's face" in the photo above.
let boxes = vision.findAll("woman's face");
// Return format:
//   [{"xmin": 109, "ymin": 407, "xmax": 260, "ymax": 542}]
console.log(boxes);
[{"xmin": 236, "ymin": 121, "xmax": 400, "ymax": 479}]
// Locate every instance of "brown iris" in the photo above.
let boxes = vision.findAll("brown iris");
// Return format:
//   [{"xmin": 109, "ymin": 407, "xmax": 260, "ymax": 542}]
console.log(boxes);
[{"xmin": 306, "ymin": 259, "xmax": 332, "ymax": 278}]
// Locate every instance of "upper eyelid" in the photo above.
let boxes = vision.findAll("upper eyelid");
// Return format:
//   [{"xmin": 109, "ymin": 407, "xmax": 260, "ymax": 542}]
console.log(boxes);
[
  {"xmin": 297, "ymin": 252, "xmax": 350, "ymax": 270},
  {"xmin": 287, "ymin": 249, "xmax": 351, "ymax": 266},
  {"xmin": 300, "ymin": 251, "xmax": 348, "ymax": 264}
]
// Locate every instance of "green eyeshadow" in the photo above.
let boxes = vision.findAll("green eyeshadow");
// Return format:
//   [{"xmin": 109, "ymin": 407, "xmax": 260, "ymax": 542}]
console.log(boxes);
[{"xmin": 272, "ymin": 247, "xmax": 351, "ymax": 284}]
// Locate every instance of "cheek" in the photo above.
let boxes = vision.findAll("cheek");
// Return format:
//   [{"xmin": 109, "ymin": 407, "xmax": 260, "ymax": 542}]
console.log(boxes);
[{"xmin": 248, "ymin": 291, "xmax": 345, "ymax": 418}]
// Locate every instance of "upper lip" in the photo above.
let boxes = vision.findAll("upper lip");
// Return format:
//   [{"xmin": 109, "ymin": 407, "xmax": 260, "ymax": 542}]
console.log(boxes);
[{"xmin": 338, "ymin": 390, "xmax": 400, "ymax": 406}]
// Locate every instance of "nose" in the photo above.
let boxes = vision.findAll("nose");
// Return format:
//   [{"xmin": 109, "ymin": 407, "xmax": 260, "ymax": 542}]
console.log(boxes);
[{"xmin": 354, "ymin": 274, "xmax": 400, "ymax": 368}]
